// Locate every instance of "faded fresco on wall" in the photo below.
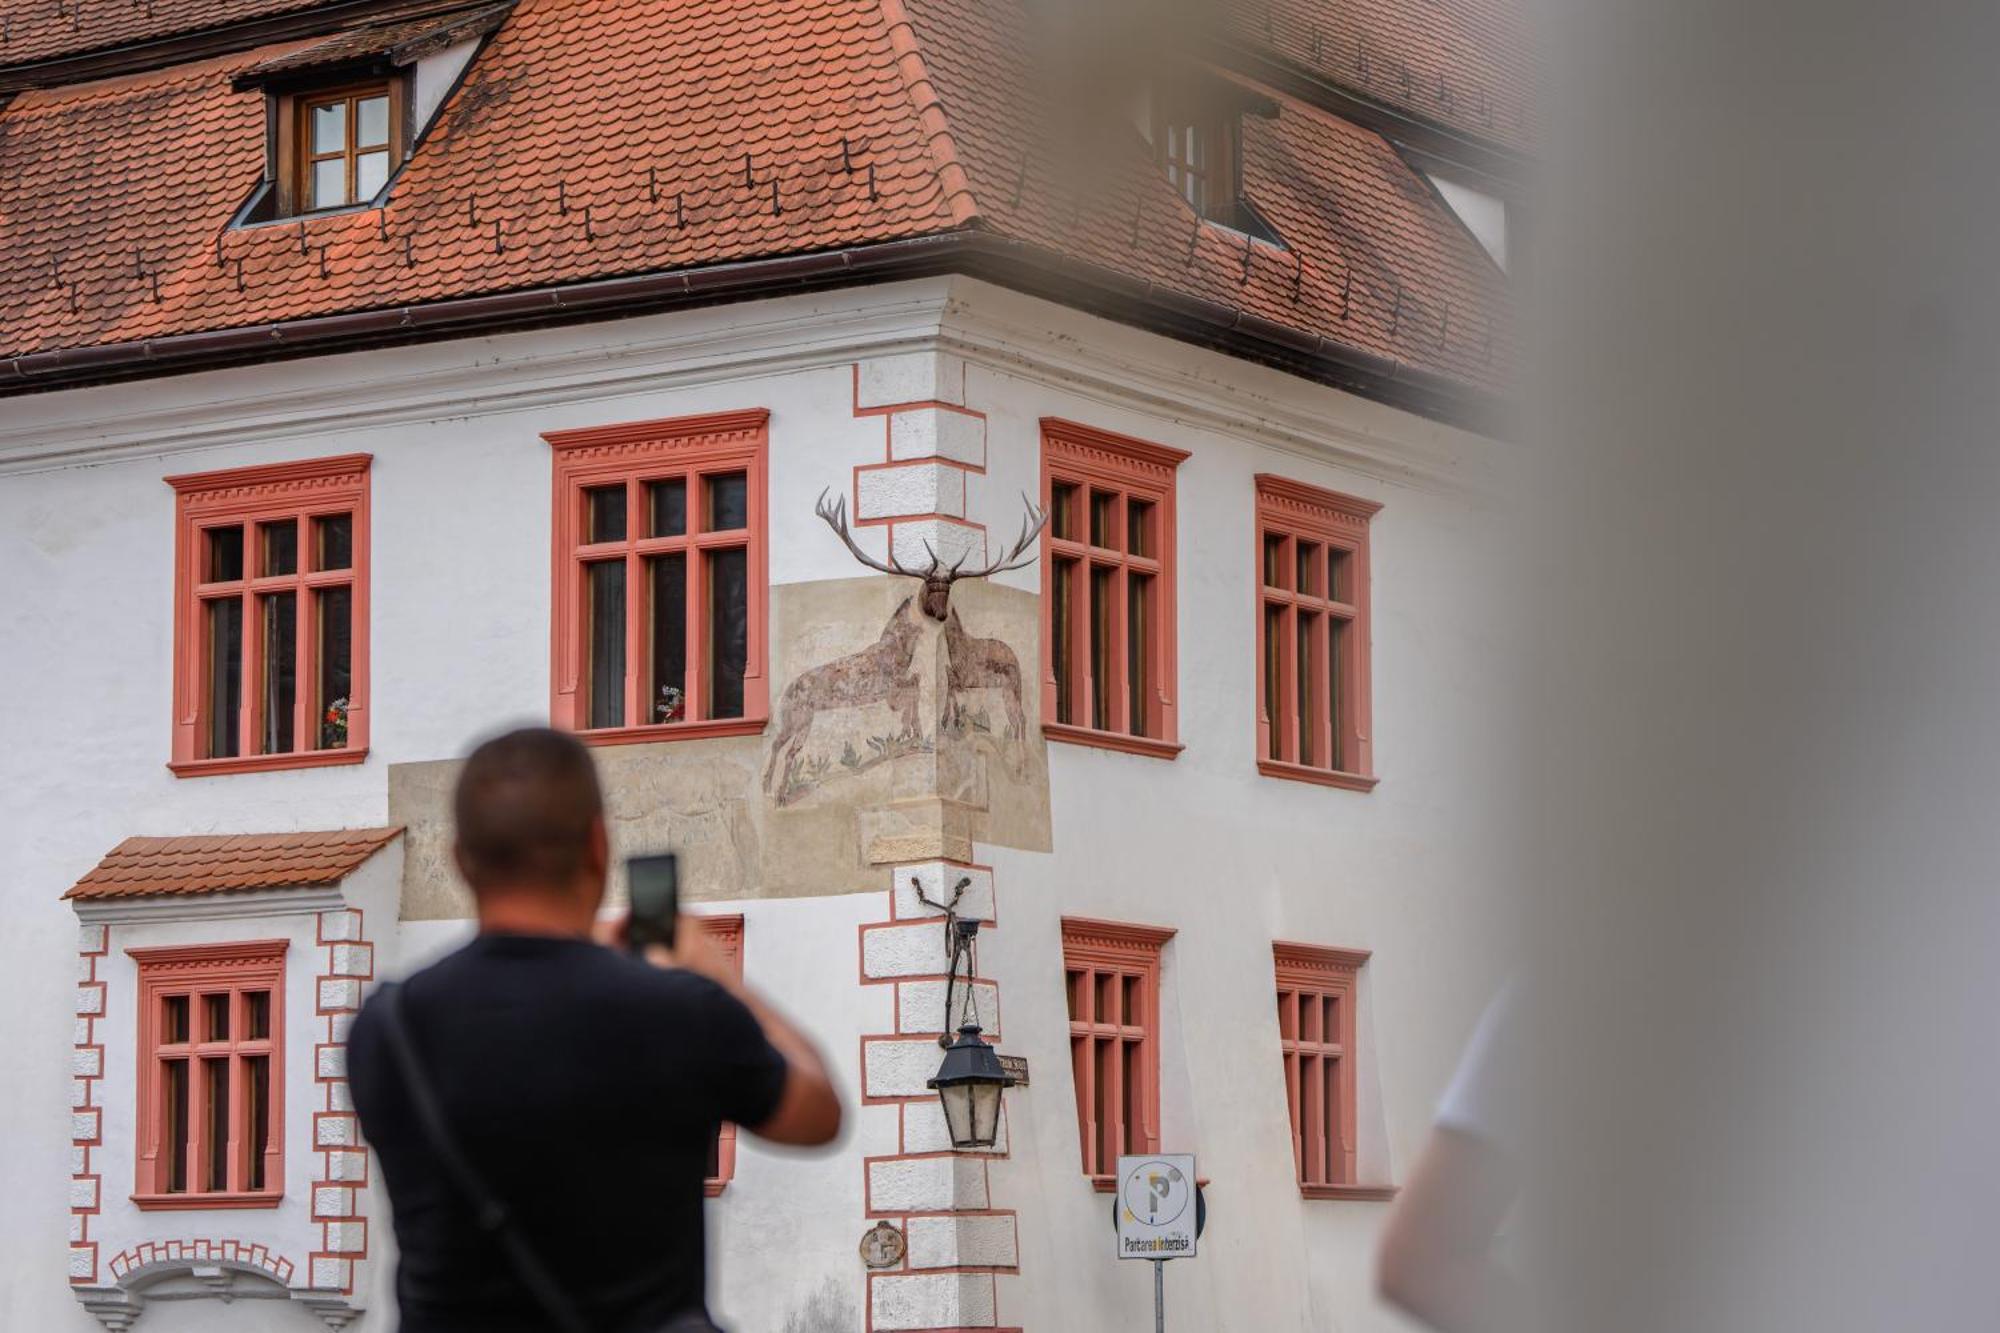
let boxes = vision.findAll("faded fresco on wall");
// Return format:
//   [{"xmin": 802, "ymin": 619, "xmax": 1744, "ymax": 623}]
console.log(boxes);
[{"xmin": 390, "ymin": 575, "xmax": 1050, "ymax": 919}]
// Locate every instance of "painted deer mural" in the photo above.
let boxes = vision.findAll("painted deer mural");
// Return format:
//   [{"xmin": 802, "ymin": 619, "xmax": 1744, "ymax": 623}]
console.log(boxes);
[
  {"xmin": 764, "ymin": 492, "xmax": 1046, "ymax": 803},
  {"xmin": 763, "ymin": 595, "xmax": 925, "ymax": 797}
]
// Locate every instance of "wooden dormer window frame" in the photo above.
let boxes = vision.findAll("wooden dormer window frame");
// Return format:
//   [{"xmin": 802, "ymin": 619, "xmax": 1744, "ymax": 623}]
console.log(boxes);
[
  {"xmin": 1155, "ymin": 99, "xmax": 1237, "ymax": 223},
  {"xmin": 273, "ymin": 78, "xmax": 406, "ymax": 218},
  {"xmin": 1151, "ymin": 81, "xmax": 1282, "ymax": 242}
]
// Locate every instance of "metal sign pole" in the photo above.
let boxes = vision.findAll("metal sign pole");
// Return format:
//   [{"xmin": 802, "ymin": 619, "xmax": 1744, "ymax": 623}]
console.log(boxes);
[{"xmin": 1154, "ymin": 1257, "xmax": 1165, "ymax": 1332}]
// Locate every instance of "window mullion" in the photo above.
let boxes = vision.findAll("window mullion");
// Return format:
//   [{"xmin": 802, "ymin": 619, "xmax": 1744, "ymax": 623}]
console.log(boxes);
[
  {"xmin": 293, "ymin": 569, "xmax": 313, "ymax": 754},
  {"xmin": 240, "ymin": 588, "xmax": 263, "ymax": 757},
  {"xmin": 685, "ymin": 512, "xmax": 704, "ymax": 722},
  {"xmin": 226, "ymin": 1017, "xmax": 245, "ymax": 1193},
  {"xmin": 1279, "ymin": 600, "xmax": 1299, "ymax": 765}
]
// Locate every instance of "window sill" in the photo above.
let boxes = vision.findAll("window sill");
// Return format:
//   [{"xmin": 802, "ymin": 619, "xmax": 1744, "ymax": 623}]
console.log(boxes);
[
  {"xmin": 704, "ymin": 1178, "xmax": 730, "ymax": 1198},
  {"xmin": 575, "ymin": 717, "xmax": 768, "ymax": 747},
  {"xmin": 169, "ymin": 748, "xmax": 368, "ymax": 779},
  {"xmin": 1044, "ymin": 722, "xmax": 1184, "ymax": 761},
  {"xmin": 1300, "ymin": 1182, "xmax": 1399, "ymax": 1202},
  {"xmin": 1256, "ymin": 759, "xmax": 1378, "ymax": 792},
  {"xmin": 133, "ymin": 1191, "xmax": 283, "ymax": 1211},
  {"xmin": 1090, "ymin": 1174, "xmax": 1116, "ymax": 1193}
]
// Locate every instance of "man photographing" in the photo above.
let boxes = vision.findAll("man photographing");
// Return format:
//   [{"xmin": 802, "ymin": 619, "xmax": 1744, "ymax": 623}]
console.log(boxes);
[{"xmin": 348, "ymin": 727, "xmax": 842, "ymax": 1332}]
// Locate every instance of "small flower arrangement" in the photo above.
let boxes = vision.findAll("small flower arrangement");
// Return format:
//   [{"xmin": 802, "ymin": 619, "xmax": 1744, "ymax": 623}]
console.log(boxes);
[
  {"xmin": 655, "ymin": 684, "xmax": 684, "ymax": 723},
  {"xmin": 321, "ymin": 697, "xmax": 349, "ymax": 748}
]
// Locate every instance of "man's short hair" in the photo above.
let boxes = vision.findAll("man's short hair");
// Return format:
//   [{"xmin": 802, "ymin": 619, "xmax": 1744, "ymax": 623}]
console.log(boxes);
[{"xmin": 453, "ymin": 727, "xmax": 605, "ymax": 892}]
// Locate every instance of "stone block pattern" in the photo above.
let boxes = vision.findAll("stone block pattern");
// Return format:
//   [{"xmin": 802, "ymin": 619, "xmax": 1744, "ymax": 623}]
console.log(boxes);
[
  {"xmin": 310, "ymin": 908, "xmax": 373, "ymax": 1296},
  {"xmin": 857, "ymin": 859, "xmax": 1019, "ymax": 1330},
  {"xmin": 108, "ymin": 1239, "xmax": 294, "ymax": 1286},
  {"xmin": 849, "ymin": 355, "xmax": 990, "ymax": 584},
  {"xmin": 69, "ymin": 924, "xmax": 107, "ymax": 1284}
]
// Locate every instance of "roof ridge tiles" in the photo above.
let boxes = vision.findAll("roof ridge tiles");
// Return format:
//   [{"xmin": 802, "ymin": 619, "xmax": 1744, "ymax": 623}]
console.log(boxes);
[{"xmin": 874, "ymin": 0, "xmax": 978, "ymax": 229}]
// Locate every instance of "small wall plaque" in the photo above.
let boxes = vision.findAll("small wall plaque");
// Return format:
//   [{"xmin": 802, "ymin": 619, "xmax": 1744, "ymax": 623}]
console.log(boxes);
[
  {"xmin": 860, "ymin": 1220, "xmax": 906, "ymax": 1270},
  {"xmin": 998, "ymin": 1054, "xmax": 1029, "ymax": 1086}
]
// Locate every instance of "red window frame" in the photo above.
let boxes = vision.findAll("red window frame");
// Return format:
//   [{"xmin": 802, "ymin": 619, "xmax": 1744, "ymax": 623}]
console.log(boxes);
[
  {"xmin": 1255, "ymin": 475, "xmax": 1381, "ymax": 790},
  {"xmin": 129, "ymin": 940, "xmax": 288, "ymax": 1210},
  {"xmin": 1040, "ymin": 419, "xmax": 1189, "ymax": 760},
  {"xmin": 543, "ymin": 411, "xmax": 770, "ymax": 745},
  {"xmin": 1061, "ymin": 917, "xmax": 1175, "ymax": 1190},
  {"xmin": 1274, "ymin": 942, "xmax": 1387, "ymax": 1199},
  {"xmin": 697, "ymin": 913, "xmax": 745, "ymax": 1196},
  {"xmin": 166, "ymin": 455, "xmax": 371, "ymax": 776}
]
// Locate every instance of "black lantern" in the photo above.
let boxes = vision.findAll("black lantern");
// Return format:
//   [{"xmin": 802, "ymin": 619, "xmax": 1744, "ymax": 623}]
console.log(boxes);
[{"xmin": 927, "ymin": 1022, "xmax": 1015, "ymax": 1149}]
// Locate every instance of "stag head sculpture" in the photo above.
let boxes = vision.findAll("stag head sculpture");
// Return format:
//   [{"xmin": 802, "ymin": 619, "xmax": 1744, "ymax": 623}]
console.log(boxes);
[{"xmin": 817, "ymin": 488, "xmax": 1049, "ymax": 620}]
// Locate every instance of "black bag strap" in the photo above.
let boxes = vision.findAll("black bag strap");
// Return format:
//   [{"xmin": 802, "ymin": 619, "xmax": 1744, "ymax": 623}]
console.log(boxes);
[{"xmin": 377, "ymin": 981, "xmax": 592, "ymax": 1333}]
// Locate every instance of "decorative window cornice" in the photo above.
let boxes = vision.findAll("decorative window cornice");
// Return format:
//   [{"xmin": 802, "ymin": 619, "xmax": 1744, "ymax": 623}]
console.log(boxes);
[
  {"xmin": 1255, "ymin": 474, "xmax": 1380, "ymax": 538},
  {"xmin": 1273, "ymin": 940, "xmax": 1370, "ymax": 985},
  {"xmin": 1059, "ymin": 916, "xmax": 1176, "ymax": 968},
  {"xmin": 167, "ymin": 454, "xmax": 371, "ymax": 509},
  {"xmin": 542, "ymin": 409, "xmax": 770, "ymax": 460},
  {"xmin": 1042, "ymin": 418, "xmax": 1190, "ymax": 487},
  {"xmin": 127, "ymin": 939, "xmax": 290, "ymax": 975}
]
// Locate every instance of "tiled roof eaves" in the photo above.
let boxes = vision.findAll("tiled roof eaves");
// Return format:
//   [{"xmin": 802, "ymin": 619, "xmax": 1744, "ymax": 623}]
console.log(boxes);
[{"xmin": 0, "ymin": 229, "xmax": 1507, "ymax": 432}]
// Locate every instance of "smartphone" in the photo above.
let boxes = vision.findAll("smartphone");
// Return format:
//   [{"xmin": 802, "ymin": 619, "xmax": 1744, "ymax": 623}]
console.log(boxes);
[{"xmin": 626, "ymin": 853, "xmax": 679, "ymax": 953}]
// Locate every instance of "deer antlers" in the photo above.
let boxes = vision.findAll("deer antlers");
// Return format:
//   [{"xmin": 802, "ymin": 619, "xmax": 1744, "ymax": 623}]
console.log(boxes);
[{"xmin": 816, "ymin": 488, "xmax": 1049, "ymax": 620}]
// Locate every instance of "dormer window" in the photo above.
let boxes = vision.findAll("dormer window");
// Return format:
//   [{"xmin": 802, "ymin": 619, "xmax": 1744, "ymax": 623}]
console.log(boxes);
[
  {"xmin": 298, "ymin": 84, "xmax": 399, "ymax": 213},
  {"xmin": 1147, "ymin": 80, "xmax": 1282, "ymax": 241},
  {"xmin": 228, "ymin": 2, "xmax": 511, "ymax": 225},
  {"xmin": 1158, "ymin": 106, "xmax": 1225, "ymax": 219}
]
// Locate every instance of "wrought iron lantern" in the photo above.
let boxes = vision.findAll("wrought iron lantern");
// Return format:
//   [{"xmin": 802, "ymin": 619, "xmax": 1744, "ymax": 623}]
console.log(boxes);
[
  {"xmin": 913, "ymin": 875, "xmax": 1016, "ymax": 1150},
  {"xmin": 928, "ymin": 1021, "xmax": 1014, "ymax": 1149}
]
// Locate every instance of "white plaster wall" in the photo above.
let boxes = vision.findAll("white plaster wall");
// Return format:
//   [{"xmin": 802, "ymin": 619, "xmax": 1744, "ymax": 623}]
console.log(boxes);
[{"xmin": 0, "ymin": 276, "xmax": 1516, "ymax": 1331}]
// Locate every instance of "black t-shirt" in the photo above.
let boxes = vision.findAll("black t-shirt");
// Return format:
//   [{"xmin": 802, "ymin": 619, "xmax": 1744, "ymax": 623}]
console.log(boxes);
[{"xmin": 347, "ymin": 933, "xmax": 788, "ymax": 1333}]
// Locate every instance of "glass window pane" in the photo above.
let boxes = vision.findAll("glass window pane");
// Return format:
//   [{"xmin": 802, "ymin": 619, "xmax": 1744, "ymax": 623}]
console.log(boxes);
[
  {"xmin": 1296, "ymin": 541, "xmax": 1319, "ymax": 597},
  {"xmin": 313, "ymin": 513, "xmax": 353, "ymax": 571},
  {"xmin": 356, "ymin": 95, "xmax": 389, "ymax": 148},
  {"xmin": 206, "ymin": 597, "xmax": 243, "ymax": 759},
  {"xmin": 587, "ymin": 560, "xmax": 627, "ymax": 729},
  {"xmin": 311, "ymin": 100, "xmax": 346, "ymax": 154},
  {"xmin": 705, "ymin": 472, "xmax": 748, "ymax": 532},
  {"xmin": 1262, "ymin": 533, "xmax": 1287, "ymax": 589},
  {"xmin": 586, "ymin": 485, "xmax": 627, "ymax": 543},
  {"xmin": 1089, "ymin": 491, "xmax": 1116, "ymax": 549},
  {"xmin": 203, "ymin": 993, "xmax": 230, "ymax": 1042},
  {"xmin": 245, "ymin": 992, "xmax": 270, "ymax": 1041},
  {"xmin": 1090, "ymin": 565, "xmax": 1113, "ymax": 731},
  {"xmin": 1126, "ymin": 499, "xmax": 1152, "ymax": 557},
  {"xmin": 1297, "ymin": 611, "xmax": 1317, "ymax": 766},
  {"xmin": 1329, "ymin": 617, "xmax": 1347, "ymax": 771},
  {"xmin": 206, "ymin": 526, "xmax": 244, "ymax": 583},
  {"xmin": 1050, "ymin": 482, "xmax": 1078, "ymax": 541},
  {"xmin": 1126, "ymin": 573, "xmax": 1149, "ymax": 738},
  {"xmin": 315, "ymin": 585, "xmax": 352, "ymax": 750},
  {"xmin": 1329, "ymin": 547, "xmax": 1352, "ymax": 603},
  {"xmin": 355, "ymin": 150, "xmax": 388, "ymax": 201},
  {"xmin": 162, "ymin": 995, "xmax": 190, "ymax": 1044},
  {"xmin": 311, "ymin": 157, "xmax": 346, "ymax": 210},
  {"xmin": 1052, "ymin": 557, "xmax": 1075, "ymax": 725},
  {"xmin": 163, "ymin": 1058, "xmax": 189, "ymax": 1193},
  {"xmin": 260, "ymin": 591, "xmax": 297, "ymax": 754},
  {"xmin": 648, "ymin": 478, "xmax": 687, "ymax": 537},
  {"xmin": 246, "ymin": 1055, "xmax": 271, "ymax": 1192},
  {"xmin": 202, "ymin": 1057, "xmax": 229, "ymax": 1192},
  {"xmin": 704, "ymin": 547, "xmax": 747, "ymax": 718},
  {"xmin": 1264, "ymin": 604, "xmax": 1284, "ymax": 760},
  {"xmin": 648, "ymin": 554, "xmax": 687, "ymax": 723},
  {"xmin": 259, "ymin": 520, "xmax": 297, "ymax": 577}
]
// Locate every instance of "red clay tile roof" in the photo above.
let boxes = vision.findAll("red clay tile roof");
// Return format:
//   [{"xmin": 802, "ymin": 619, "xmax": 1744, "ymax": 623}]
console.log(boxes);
[
  {"xmin": 233, "ymin": 3, "xmax": 510, "ymax": 85},
  {"xmin": 1233, "ymin": 0, "xmax": 1535, "ymax": 153},
  {"xmin": 64, "ymin": 827, "xmax": 403, "ymax": 900},
  {"xmin": 0, "ymin": 0, "xmax": 333, "ymax": 66},
  {"xmin": 0, "ymin": 0, "xmax": 1511, "ymax": 409}
]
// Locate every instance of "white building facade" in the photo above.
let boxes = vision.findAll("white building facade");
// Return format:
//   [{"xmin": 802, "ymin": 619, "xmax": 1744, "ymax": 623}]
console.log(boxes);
[{"xmin": 3, "ymin": 275, "xmax": 1520, "ymax": 1332}]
